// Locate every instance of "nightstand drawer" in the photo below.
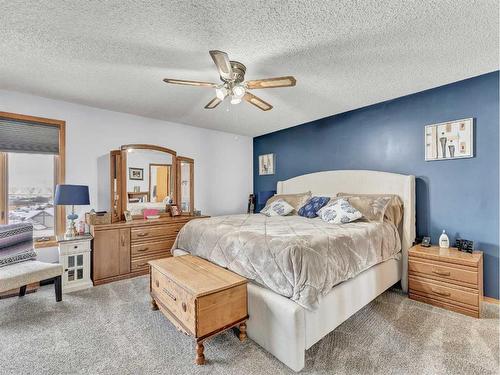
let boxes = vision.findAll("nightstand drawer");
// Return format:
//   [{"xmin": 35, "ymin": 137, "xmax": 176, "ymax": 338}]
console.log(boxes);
[
  {"xmin": 59, "ymin": 241, "xmax": 91, "ymax": 253},
  {"xmin": 409, "ymin": 275, "xmax": 479, "ymax": 308},
  {"xmin": 409, "ymin": 258, "xmax": 478, "ymax": 288}
]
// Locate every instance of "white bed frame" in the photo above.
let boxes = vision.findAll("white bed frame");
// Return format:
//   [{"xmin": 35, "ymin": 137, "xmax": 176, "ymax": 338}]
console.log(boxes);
[{"xmin": 174, "ymin": 170, "xmax": 415, "ymax": 372}]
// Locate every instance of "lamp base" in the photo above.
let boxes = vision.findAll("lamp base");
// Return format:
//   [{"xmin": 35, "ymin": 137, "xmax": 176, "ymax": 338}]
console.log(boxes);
[{"xmin": 65, "ymin": 217, "xmax": 79, "ymax": 238}]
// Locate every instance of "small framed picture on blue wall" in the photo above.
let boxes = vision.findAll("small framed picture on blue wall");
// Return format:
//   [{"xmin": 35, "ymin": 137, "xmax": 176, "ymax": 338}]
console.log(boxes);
[
  {"xmin": 425, "ymin": 118, "xmax": 474, "ymax": 161},
  {"xmin": 259, "ymin": 153, "xmax": 275, "ymax": 175}
]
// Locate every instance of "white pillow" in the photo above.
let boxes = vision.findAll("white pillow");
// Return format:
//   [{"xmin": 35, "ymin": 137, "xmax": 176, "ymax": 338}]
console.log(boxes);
[
  {"xmin": 318, "ymin": 198, "xmax": 362, "ymax": 224},
  {"xmin": 261, "ymin": 199, "xmax": 294, "ymax": 217}
]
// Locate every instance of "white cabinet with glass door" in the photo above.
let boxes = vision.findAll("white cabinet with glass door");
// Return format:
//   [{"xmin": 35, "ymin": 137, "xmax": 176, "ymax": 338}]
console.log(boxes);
[{"xmin": 57, "ymin": 235, "xmax": 93, "ymax": 293}]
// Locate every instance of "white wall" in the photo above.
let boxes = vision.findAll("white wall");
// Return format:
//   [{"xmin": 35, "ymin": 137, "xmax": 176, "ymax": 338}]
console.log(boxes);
[{"xmin": 0, "ymin": 89, "xmax": 253, "ymax": 261}]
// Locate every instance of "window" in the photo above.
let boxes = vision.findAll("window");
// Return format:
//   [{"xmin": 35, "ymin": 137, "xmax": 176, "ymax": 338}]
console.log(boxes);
[{"xmin": 0, "ymin": 112, "xmax": 65, "ymax": 245}]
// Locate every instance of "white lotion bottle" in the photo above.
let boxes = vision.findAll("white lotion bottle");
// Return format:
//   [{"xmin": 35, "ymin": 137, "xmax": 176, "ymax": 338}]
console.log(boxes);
[{"xmin": 439, "ymin": 230, "xmax": 450, "ymax": 248}]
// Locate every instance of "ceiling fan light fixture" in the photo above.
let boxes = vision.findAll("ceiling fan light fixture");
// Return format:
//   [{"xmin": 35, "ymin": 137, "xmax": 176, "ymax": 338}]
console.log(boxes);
[
  {"xmin": 215, "ymin": 86, "xmax": 228, "ymax": 100},
  {"xmin": 230, "ymin": 96, "xmax": 242, "ymax": 105},
  {"xmin": 232, "ymin": 84, "xmax": 246, "ymax": 99}
]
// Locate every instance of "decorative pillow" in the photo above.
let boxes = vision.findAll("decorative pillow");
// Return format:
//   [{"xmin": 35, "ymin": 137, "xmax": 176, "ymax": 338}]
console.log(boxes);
[
  {"xmin": 265, "ymin": 192, "xmax": 311, "ymax": 215},
  {"xmin": 0, "ymin": 223, "xmax": 33, "ymax": 249},
  {"xmin": 261, "ymin": 199, "xmax": 294, "ymax": 217},
  {"xmin": 338, "ymin": 195, "xmax": 392, "ymax": 222},
  {"xmin": 298, "ymin": 196, "xmax": 330, "ymax": 218},
  {"xmin": 337, "ymin": 193, "xmax": 403, "ymax": 226},
  {"xmin": 0, "ymin": 223, "xmax": 36, "ymax": 268},
  {"xmin": 318, "ymin": 199, "xmax": 362, "ymax": 224}
]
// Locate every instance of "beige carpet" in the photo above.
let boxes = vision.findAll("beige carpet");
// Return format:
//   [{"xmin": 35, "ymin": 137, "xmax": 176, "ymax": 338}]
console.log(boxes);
[{"xmin": 0, "ymin": 276, "xmax": 498, "ymax": 375}]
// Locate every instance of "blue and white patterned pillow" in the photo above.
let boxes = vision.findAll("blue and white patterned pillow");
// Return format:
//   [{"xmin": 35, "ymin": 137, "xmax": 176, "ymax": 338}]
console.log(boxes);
[
  {"xmin": 298, "ymin": 196, "xmax": 330, "ymax": 218},
  {"xmin": 318, "ymin": 198, "xmax": 362, "ymax": 224},
  {"xmin": 261, "ymin": 199, "xmax": 294, "ymax": 217}
]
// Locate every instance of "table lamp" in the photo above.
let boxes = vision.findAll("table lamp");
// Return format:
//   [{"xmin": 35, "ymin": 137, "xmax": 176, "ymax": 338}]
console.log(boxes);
[{"xmin": 55, "ymin": 184, "xmax": 90, "ymax": 238}]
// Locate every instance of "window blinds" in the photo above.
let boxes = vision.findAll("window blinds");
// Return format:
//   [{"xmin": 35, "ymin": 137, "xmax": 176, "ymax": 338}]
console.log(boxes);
[{"xmin": 0, "ymin": 117, "xmax": 60, "ymax": 154}]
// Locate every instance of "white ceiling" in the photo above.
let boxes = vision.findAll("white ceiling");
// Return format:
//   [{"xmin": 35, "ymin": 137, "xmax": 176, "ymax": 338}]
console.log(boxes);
[{"xmin": 0, "ymin": 1, "xmax": 498, "ymax": 136}]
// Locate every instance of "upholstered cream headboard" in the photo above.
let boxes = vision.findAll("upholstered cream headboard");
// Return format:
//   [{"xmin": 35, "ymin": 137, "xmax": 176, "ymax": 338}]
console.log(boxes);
[{"xmin": 277, "ymin": 170, "xmax": 416, "ymax": 292}]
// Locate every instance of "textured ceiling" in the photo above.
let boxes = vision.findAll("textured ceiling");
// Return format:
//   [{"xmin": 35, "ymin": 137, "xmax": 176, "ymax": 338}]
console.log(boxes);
[{"xmin": 0, "ymin": 1, "xmax": 498, "ymax": 136}]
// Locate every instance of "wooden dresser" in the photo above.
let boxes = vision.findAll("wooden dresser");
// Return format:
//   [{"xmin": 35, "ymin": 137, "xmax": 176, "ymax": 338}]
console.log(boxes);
[
  {"xmin": 90, "ymin": 216, "xmax": 207, "ymax": 285},
  {"xmin": 409, "ymin": 244, "xmax": 483, "ymax": 318},
  {"xmin": 149, "ymin": 255, "xmax": 248, "ymax": 365}
]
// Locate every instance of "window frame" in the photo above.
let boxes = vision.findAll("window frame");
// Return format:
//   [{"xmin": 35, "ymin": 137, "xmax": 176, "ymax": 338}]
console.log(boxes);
[{"xmin": 0, "ymin": 111, "xmax": 66, "ymax": 248}]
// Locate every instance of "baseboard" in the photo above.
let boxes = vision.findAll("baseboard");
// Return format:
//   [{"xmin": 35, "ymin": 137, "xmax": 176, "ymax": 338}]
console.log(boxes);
[{"xmin": 483, "ymin": 296, "xmax": 500, "ymax": 305}]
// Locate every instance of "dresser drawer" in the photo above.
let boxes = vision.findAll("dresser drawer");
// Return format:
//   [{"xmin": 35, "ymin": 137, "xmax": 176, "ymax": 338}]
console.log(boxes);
[
  {"xmin": 409, "ymin": 276, "xmax": 479, "ymax": 308},
  {"xmin": 409, "ymin": 258, "xmax": 478, "ymax": 288},
  {"xmin": 131, "ymin": 239, "xmax": 175, "ymax": 258},
  {"xmin": 151, "ymin": 267, "xmax": 196, "ymax": 335},
  {"xmin": 131, "ymin": 223, "xmax": 184, "ymax": 242},
  {"xmin": 131, "ymin": 253, "xmax": 171, "ymax": 272}
]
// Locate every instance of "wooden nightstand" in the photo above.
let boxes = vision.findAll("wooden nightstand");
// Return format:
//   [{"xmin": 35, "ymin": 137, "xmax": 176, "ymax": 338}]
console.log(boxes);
[{"xmin": 408, "ymin": 244, "xmax": 483, "ymax": 318}]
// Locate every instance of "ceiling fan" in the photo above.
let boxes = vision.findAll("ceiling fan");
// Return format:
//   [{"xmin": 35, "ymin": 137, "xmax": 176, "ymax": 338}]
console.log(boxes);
[{"xmin": 163, "ymin": 50, "xmax": 296, "ymax": 111}]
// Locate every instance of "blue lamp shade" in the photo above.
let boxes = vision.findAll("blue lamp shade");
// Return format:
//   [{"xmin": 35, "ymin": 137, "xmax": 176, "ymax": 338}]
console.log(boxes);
[
  {"xmin": 54, "ymin": 184, "xmax": 90, "ymax": 206},
  {"xmin": 257, "ymin": 190, "xmax": 276, "ymax": 205}
]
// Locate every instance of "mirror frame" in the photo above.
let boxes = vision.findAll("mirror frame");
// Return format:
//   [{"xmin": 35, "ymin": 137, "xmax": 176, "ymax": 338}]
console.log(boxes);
[
  {"xmin": 110, "ymin": 150, "xmax": 122, "ymax": 223},
  {"xmin": 176, "ymin": 156, "xmax": 194, "ymax": 216},
  {"xmin": 120, "ymin": 144, "xmax": 177, "ymax": 219}
]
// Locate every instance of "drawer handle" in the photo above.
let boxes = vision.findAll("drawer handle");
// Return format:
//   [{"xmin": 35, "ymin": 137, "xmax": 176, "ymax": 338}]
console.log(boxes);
[
  {"xmin": 431, "ymin": 288, "xmax": 451, "ymax": 297},
  {"xmin": 137, "ymin": 232, "xmax": 149, "ymax": 237},
  {"xmin": 137, "ymin": 247, "xmax": 149, "ymax": 252},
  {"xmin": 432, "ymin": 269, "xmax": 451, "ymax": 277},
  {"xmin": 155, "ymin": 280, "xmax": 159, "ymax": 288},
  {"xmin": 182, "ymin": 302, "xmax": 187, "ymax": 312},
  {"xmin": 162, "ymin": 288, "xmax": 177, "ymax": 301}
]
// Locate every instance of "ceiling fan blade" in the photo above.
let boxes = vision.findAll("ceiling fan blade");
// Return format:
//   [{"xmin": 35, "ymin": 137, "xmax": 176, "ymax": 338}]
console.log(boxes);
[
  {"xmin": 245, "ymin": 76, "xmax": 296, "ymax": 89},
  {"xmin": 243, "ymin": 92, "xmax": 273, "ymax": 111},
  {"xmin": 163, "ymin": 78, "xmax": 217, "ymax": 87},
  {"xmin": 209, "ymin": 50, "xmax": 233, "ymax": 80},
  {"xmin": 204, "ymin": 97, "xmax": 222, "ymax": 109}
]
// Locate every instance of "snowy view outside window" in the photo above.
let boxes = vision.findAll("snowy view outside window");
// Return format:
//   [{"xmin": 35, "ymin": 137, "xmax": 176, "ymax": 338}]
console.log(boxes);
[{"xmin": 8, "ymin": 153, "xmax": 55, "ymax": 238}]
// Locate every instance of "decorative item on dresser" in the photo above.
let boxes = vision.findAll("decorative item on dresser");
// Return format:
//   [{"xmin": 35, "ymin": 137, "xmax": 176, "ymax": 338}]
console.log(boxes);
[
  {"xmin": 57, "ymin": 234, "xmax": 93, "ymax": 292},
  {"xmin": 408, "ymin": 244, "xmax": 483, "ymax": 318},
  {"xmin": 90, "ymin": 216, "xmax": 207, "ymax": 285},
  {"xmin": 149, "ymin": 255, "xmax": 248, "ymax": 365}
]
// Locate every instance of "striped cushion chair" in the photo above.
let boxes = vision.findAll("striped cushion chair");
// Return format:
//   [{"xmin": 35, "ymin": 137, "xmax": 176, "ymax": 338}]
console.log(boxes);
[{"xmin": 0, "ymin": 223, "xmax": 63, "ymax": 301}]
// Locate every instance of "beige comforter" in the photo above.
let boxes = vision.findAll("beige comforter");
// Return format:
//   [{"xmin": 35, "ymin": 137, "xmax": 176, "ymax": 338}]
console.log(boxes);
[{"xmin": 173, "ymin": 214, "xmax": 401, "ymax": 310}]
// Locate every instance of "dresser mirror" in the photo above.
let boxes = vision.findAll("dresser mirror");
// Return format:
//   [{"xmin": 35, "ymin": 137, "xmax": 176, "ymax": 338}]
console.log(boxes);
[
  {"xmin": 121, "ymin": 144, "xmax": 177, "ymax": 218},
  {"xmin": 177, "ymin": 157, "xmax": 194, "ymax": 215},
  {"xmin": 106, "ymin": 144, "xmax": 195, "ymax": 221}
]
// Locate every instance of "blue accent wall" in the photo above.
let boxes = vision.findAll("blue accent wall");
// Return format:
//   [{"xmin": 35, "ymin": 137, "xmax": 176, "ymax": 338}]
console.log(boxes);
[{"xmin": 254, "ymin": 71, "xmax": 499, "ymax": 299}]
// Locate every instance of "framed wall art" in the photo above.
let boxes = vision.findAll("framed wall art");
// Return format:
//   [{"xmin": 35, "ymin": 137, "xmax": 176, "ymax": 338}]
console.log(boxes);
[
  {"xmin": 129, "ymin": 167, "xmax": 144, "ymax": 180},
  {"xmin": 259, "ymin": 153, "xmax": 275, "ymax": 175},
  {"xmin": 425, "ymin": 118, "xmax": 473, "ymax": 161}
]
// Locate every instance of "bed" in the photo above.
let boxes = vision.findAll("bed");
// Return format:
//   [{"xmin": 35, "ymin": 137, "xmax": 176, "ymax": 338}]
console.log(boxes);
[{"xmin": 172, "ymin": 170, "xmax": 415, "ymax": 371}]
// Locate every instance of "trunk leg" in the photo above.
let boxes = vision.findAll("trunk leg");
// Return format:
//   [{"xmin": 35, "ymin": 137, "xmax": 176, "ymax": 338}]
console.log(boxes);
[
  {"xmin": 195, "ymin": 342, "xmax": 205, "ymax": 365},
  {"xmin": 239, "ymin": 322, "xmax": 247, "ymax": 341}
]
